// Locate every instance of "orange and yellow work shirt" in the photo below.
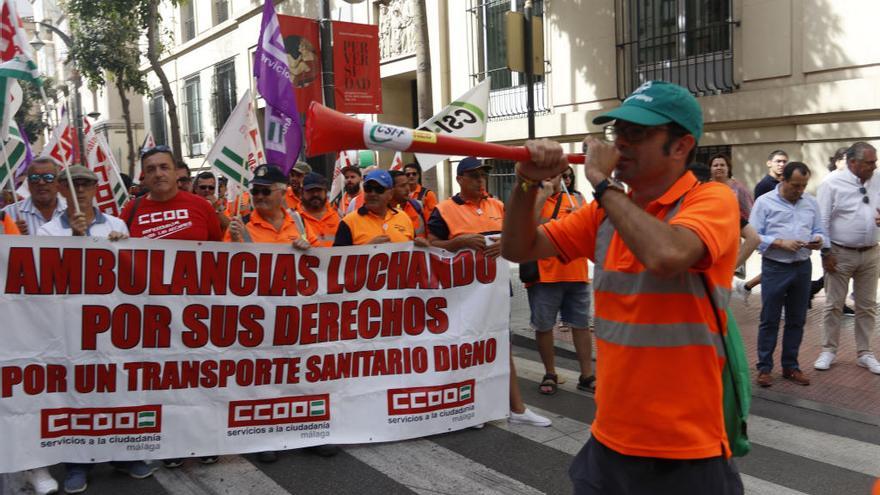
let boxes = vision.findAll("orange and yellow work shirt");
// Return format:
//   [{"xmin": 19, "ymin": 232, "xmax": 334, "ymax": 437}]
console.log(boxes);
[
  {"xmin": 542, "ymin": 171, "xmax": 739, "ymax": 460},
  {"xmin": 1, "ymin": 213, "xmax": 20, "ymax": 234},
  {"xmin": 300, "ymin": 203, "xmax": 341, "ymax": 247},
  {"xmin": 222, "ymin": 207, "xmax": 312, "ymax": 244},
  {"xmin": 333, "ymin": 206, "xmax": 414, "ymax": 246},
  {"xmin": 401, "ymin": 200, "xmax": 426, "ymax": 238},
  {"xmin": 536, "ymin": 192, "xmax": 589, "ymax": 284},
  {"xmin": 410, "ymin": 184, "xmax": 438, "ymax": 222},
  {"xmin": 428, "ymin": 193, "xmax": 504, "ymax": 240},
  {"xmin": 335, "ymin": 190, "xmax": 365, "ymax": 216},
  {"xmin": 285, "ymin": 187, "xmax": 301, "ymax": 211},
  {"xmin": 224, "ymin": 191, "xmax": 252, "ymax": 217}
]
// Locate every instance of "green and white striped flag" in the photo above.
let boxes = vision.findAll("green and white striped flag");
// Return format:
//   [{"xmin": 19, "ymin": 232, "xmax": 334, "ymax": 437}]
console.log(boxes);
[
  {"xmin": 0, "ymin": 77, "xmax": 21, "ymax": 141},
  {"xmin": 205, "ymin": 89, "xmax": 263, "ymax": 193},
  {"xmin": 0, "ymin": 121, "xmax": 27, "ymax": 191}
]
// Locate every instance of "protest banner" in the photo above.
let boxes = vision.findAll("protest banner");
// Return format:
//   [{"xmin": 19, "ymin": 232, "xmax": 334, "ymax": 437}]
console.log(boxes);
[{"xmin": 0, "ymin": 236, "xmax": 510, "ymax": 472}]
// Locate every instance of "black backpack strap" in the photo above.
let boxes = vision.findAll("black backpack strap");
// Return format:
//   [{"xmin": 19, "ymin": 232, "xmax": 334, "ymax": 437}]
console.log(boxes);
[
  {"xmin": 126, "ymin": 195, "xmax": 144, "ymax": 229},
  {"xmin": 549, "ymin": 194, "xmax": 564, "ymax": 220},
  {"xmin": 417, "ymin": 187, "xmax": 429, "ymax": 201}
]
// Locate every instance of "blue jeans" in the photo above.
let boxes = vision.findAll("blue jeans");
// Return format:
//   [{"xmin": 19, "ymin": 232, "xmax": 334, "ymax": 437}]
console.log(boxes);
[{"xmin": 757, "ymin": 258, "xmax": 812, "ymax": 372}]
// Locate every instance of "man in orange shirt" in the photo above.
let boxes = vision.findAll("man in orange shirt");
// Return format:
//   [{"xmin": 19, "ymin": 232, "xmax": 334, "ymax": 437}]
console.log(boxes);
[
  {"xmin": 285, "ymin": 161, "xmax": 311, "ymax": 210},
  {"xmin": 299, "ymin": 172, "xmax": 341, "ymax": 247},
  {"xmin": 226, "ymin": 164, "xmax": 311, "ymax": 247},
  {"xmin": 404, "ymin": 162, "xmax": 438, "ymax": 221},
  {"xmin": 334, "ymin": 165, "xmax": 365, "ymax": 216},
  {"xmin": 390, "ymin": 170, "xmax": 426, "ymax": 238},
  {"xmin": 502, "ymin": 81, "xmax": 742, "ymax": 494},
  {"xmin": 334, "ymin": 169, "xmax": 425, "ymax": 247},
  {"xmin": 527, "ymin": 174, "xmax": 594, "ymax": 395}
]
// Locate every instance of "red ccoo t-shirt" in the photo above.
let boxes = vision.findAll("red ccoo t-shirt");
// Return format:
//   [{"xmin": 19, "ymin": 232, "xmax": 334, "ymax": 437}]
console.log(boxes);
[{"xmin": 120, "ymin": 191, "xmax": 222, "ymax": 241}]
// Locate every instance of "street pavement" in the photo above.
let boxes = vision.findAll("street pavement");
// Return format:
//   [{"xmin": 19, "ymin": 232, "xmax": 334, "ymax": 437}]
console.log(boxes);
[{"xmin": 3, "ymin": 345, "xmax": 877, "ymax": 495}]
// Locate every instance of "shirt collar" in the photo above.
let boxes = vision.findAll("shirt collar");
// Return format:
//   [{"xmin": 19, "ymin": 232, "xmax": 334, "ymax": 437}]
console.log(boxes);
[
  {"xmin": 452, "ymin": 193, "xmax": 490, "ymax": 205},
  {"xmin": 653, "ymin": 171, "xmax": 699, "ymax": 206},
  {"xmin": 250, "ymin": 207, "xmax": 291, "ymax": 227},
  {"xmin": 357, "ymin": 205, "xmax": 398, "ymax": 218},
  {"xmin": 21, "ymin": 195, "xmax": 67, "ymax": 215}
]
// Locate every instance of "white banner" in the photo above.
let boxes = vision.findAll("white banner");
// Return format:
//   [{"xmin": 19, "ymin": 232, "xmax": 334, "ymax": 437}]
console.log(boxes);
[
  {"xmin": 0, "ymin": 236, "xmax": 510, "ymax": 472},
  {"xmin": 415, "ymin": 78, "xmax": 491, "ymax": 171}
]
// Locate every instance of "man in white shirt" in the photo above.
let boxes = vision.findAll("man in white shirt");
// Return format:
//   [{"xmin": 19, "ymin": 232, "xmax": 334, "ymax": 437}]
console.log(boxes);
[
  {"xmin": 815, "ymin": 142, "xmax": 880, "ymax": 375},
  {"xmin": 1, "ymin": 156, "xmax": 66, "ymax": 234},
  {"xmin": 38, "ymin": 166, "xmax": 129, "ymax": 238}
]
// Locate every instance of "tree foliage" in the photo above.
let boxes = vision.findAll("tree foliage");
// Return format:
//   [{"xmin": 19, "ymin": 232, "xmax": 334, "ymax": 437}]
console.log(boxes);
[{"xmin": 16, "ymin": 77, "xmax": 58, "ymax": 144}]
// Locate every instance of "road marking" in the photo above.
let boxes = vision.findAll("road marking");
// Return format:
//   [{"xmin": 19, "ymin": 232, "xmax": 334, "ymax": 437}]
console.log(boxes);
[
  {"xmin": 153, "ymin": 456, "xmax": 290, "ymax": 495},
  {"xmin": 346, "ymin": 439, "xmax": 543, "ymax": 495}
]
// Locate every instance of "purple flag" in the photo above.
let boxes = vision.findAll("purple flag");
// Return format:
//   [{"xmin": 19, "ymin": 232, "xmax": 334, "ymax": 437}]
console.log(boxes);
[{"xmin": 253, "ymin": 0, "xmax": 302, "ymax": 175}]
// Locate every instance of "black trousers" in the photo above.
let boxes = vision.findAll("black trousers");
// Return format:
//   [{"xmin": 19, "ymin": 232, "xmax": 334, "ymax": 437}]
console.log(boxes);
[{"xmin": 569, "ymin": 438, "xmax": 744, "ymax": 495}]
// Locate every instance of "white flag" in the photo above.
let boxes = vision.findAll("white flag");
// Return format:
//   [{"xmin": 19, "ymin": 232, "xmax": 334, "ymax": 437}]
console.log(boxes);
[
  {"xmin": 389, "ymin": 151, "xmax": 404, "ymax": 171},
  {"xmin": 83, "ymin": 117, "xmax": 129, "ymax": 216},
  {"xmin": 415, "ymin": 78, "xmax": 491, "ymax": 171},
  {"xmin": 205, "ymin": 89, "xmax": 263, "ymax": 194},
  {"xmin": 133, "ymin": 131, "xmax": 157, "ymax": 181},
  {"xmin": 329, "ymin": 150, "xmax": 352, "ymax": 205}
]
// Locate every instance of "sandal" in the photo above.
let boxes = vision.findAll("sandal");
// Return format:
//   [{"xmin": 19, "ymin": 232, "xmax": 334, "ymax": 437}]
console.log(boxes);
[
  {"xmin": 539, "ymin": 373, "xmax": 558, "ymax": 395},
  {"xmin": 577, "ymin": 375, "xmax": 596, "ymax": 393}
]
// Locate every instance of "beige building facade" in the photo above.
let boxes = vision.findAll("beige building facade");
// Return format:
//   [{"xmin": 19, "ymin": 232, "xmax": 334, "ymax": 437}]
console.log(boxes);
[{"xmin": 139, "ymin": 0, "xmax": 878, "ymax": 197}]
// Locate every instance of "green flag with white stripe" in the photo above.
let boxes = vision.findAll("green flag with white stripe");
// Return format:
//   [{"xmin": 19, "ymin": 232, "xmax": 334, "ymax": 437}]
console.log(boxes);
[
  {"xmin": 205, "ymin": 89, "xmax": 263, "ymax": 194},
  {"xmin": 0, "ymin": 122, "xmax": 27, "ymax": 191}
]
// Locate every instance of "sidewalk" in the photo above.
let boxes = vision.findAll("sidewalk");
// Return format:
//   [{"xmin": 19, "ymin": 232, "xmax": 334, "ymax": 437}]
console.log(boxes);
[{"xmin": 508, "ymin": 263, "xmax": 880, "ymax": 425}]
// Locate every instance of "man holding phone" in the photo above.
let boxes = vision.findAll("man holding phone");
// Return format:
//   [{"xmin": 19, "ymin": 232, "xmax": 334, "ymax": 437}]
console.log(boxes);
[{"xmin": 749, "ymin": 161, "xmax": 825, "ymax": 387}]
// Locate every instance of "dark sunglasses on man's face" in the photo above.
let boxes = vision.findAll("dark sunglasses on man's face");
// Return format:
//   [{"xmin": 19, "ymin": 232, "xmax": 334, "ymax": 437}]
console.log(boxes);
[
  {"xmin": 28, "ymin": 173, "xmax": 56, "ymax": 184},
  {"xmin": 405, "ymin": 172, "xmax": 419, "ymax": 177},
  {"xmin": 562, "ymin": 174, "xmax": 573, "ymax": 180},
  {"xmin": 463, "ymin": 171, "xmax": 488, "ymax": 180},
  {"xmin": 69, "ymin": 179, "xmax": 97, "ymax": 188},
  {"xmin": 198, "ymin": 185, "xmax": 216, "ymax": 192},
  {"xmin": 250, "ymin": 187, "xmax": 275, "ymax": 197},
  {"xmin": 363, "ymin": 183, "xmax": 387, "ymax": 194}
]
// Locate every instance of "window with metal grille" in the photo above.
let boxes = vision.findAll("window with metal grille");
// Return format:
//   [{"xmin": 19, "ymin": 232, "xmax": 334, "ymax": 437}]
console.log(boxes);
[
  {"xmin": 695, "ymin": 144, "xmax": 732, "ymax": 166},
  {"xmin": 181, "ymin": 2, "xmax": 196, "ymax": 42},
  {"xmin": 183, "ymin": 76, "xmax": 204, "ymax": 156},
  {"xmin": 212, "ymin": 59, "xmax": 236, "ymax": 133},
  {"xmin": 486, "ymin": 159, "xmax": 516, "ymax": 202},
  {"xmin": 214, "ymin": 0, "xmax": 229, "ymax": 25},
  {"xmin": 615, "ymin": 0, "xmax": 736, "ymax": 98},
  {"xmin": 149, "ymin": 91, "xmax": 167, "ymax": 146},
  {"xmin": 466, "ymin": 0, "xmax": 549, "ymax": 120}
]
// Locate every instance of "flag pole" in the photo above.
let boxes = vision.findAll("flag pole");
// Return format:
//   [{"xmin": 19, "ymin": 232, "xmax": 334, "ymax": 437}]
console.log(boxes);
[
  {"xmin": 62, "ymin": 101, "xmax": 81, "ymax": 215},
  {"xmin": 560, "ymin": 179, "xmax": 576, "ymax": 209},
  {"xmin": 1, "ymin": 140, "xmax": 22, "ymax": 221}
]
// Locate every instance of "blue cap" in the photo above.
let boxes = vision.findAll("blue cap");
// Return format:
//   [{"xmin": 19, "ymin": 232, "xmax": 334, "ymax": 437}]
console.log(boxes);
[
  {"xmin": 457, "ymin": 156, "xmax": 492, "ymax": 176},
  {"xmin": 364, "ymin": 169, "xmax": 393, "ymax": 189}
]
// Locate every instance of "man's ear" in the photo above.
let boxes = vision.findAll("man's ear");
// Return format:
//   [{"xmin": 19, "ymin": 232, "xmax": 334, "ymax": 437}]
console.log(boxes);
[{"xmin": 673, "ymin": 134, "xmax": 696, "ymax": 162}]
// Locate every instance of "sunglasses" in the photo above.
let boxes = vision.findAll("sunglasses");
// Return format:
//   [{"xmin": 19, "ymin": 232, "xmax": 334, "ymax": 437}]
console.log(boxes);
[
  {"xmin": 860, "ymin": 186, "xmax": 870, "ymax": 204},
  {"xmin": 250, "ymin": 186, "xmax": 276, "ymax": 197},
  {"xmin": 405, "ymin": 172, "xmax": 419, "ymax": 177},
  {"xmin": 363, "ymin": 183, "xmax": 387, "ymax": 194},
  {"xmin": 603, "ymin": 124, "xmax": 668, "ymax": 143},
  {"xmin": 198, "ymin": 184, "xmax": 216, "ymax": 191},
  {"xmin": 562, "ymin": 174, "xmax": 573, "ymax": 179},
  {"xmin": 65, "ymin": 179, "xmax": 97, "ymax": 188},
  {"xmin": 462, "ymin": 171, "xmax": 489, "ymax": 180},
  {"xmin": 28, "ymin": 173, "xmax": 56, "ymax": 183},
  {"xmin": 140, "ymin": 145, "xmax": 172, "ymax": 158}
]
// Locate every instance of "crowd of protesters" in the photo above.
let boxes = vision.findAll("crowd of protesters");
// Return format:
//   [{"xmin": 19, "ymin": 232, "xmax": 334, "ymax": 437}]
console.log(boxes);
[{"xmin": 2, "ymin": 88, "xmax": 879, "ymax": 493}]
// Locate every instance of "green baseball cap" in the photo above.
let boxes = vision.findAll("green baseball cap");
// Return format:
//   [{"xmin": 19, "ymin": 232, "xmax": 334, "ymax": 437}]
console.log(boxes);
[{"xmin": 592, "ymin": 81, "xmax": 703, "ymax": 141}]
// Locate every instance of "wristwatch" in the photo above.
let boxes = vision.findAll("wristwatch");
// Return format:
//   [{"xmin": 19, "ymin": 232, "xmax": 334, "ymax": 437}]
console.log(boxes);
[{"xmin": 593, "ymin": 177, "xmax": 625, "ymax": 204}]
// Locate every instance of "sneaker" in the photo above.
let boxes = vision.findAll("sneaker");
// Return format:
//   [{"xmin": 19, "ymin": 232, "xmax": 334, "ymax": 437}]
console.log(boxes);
[
  {"xmin": 63, "ymin": 466, "xmax": 89, "ymax": 494},
  {"xmin": 857, "ymin": 354, "xmax": 880, "ymax": 375},
  {"xmin": 114, "ymin": 461, "xmax": 157, "ymax": 479},
  {"xmin": 783, "ymin": 368, "xmax": 810, "ymax": 386},
  {"xmin": 733, "ymin": 279, "xmax": 751, "ymax": 304},
  {"xmin": 162, "ymin": 459, "xmax": 183, "ymax": 468},
  {"xmin": 470, "ymin": 423, "xmax": 485, "ymax": 429},
  {"xmin": 257, "ymin": 451, "xmax": 278, "ymax": 463},
  {"xmin": 814, "ymin": 351, "xmax": 836, "ymax": 370},
  {"xmin": 508, "ymin": 408, "xmax": 552, "ymax": 427},
  {"xmin": 843, "ymin": 305, "xmax": 855, "ymax": 316},
  {"xmin": 24, "ymin": 468, "xmax": 58, "ymax": 495},
  {"xmin": 200, "ymin": 456, "xmax": 219, "ymax": 464}
]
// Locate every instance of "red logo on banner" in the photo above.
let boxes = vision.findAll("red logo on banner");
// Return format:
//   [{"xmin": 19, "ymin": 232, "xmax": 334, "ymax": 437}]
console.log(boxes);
[
  {"xmin": 277, "ymin": 15, "xmax": 323, "ymax": 112},
  {"xmin": 228, "ymin": 395, "xmax": 330, "ymax": 427},
  {"xmin": 40, "ymin": 405, "xmax": 162, "ymax": 438},
  {"xmin": 332, "ymin": 20, "xmax": 382, "ymax": 114},
  {"xmin": 387, "ymin": 380, "xmax": 475, "ymax": 415}
]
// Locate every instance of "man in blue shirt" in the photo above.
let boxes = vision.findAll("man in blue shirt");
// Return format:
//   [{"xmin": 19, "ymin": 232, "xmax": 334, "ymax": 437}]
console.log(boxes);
[{"xmin": 749, "ymin": 161, "xmax": 825, "ymax": 388}]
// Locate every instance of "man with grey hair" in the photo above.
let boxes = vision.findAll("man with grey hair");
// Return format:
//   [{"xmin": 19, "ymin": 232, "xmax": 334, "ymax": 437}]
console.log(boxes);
[
  {"xmin": 816, "ymin": 141, "xmax": 880, "ymax": 374},
  {"xmin": 1, "ymin": 157, "xmax": 67, "ymax": 235}
]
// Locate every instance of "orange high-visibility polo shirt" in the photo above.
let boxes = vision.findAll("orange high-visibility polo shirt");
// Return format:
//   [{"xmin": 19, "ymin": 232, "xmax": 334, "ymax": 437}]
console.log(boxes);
[
  {"xmin": 401, "ymin": 200, "xmax": 426, "ymax": 238},
  {"xmin": 410, "ymin": 184, "xmax": 438, "ymax": 221},
  {"xmin": 285, "ymin": 187, "xmax": 301, "ymax": 211},
  {"xmin": 336, "ymin": 206, "xmax": 413, "ymax": 245},
  {"xmin": 537, "ymin": 192, "xmax": 589, "ymax": 284},
  {"xmin": 542, "ymin": 172, "xmax": 740, "ymax": 459},
  {"xmin": 222, "ymin": 207, "xmax": 311, "ymax": 244},
  {"xmin": 300, "ymin": 203, "xmax": 341, "ymax": 247},
  {"xmin": 433, "ymin": 194, "xmax": 504, "ymax": 238}
]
